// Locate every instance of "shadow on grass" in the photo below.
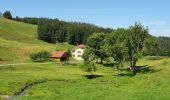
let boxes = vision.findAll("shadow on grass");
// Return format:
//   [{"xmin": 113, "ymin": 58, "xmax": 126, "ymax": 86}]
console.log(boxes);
[
  {"xmin": 116, "ymin": 65, "xmax": 163, "ymax": 76},
  {"xmin": 113, "ymin": 73, "xmax": 134, "ymax": 77},
  {"xmin": 100, "ymin": 63, "xmax": 114, "ymax": 68},
  {"xmin": 84, "ymin": 75, "xmax": 104, "ymax": 79},
  {"xmin": 135, "ymin": 65, "xmax": 162, "ymax": 74}
]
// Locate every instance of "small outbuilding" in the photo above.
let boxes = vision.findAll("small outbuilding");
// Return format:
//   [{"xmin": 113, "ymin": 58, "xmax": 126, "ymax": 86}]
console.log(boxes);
[{"xmin": 51, "ymin": 51, "xmax": 69, "ymax": 62}]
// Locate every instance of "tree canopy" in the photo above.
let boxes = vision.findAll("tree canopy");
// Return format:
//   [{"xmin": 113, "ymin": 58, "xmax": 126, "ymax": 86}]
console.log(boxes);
[
  {"xmin": 87, "ymin": 33, "xmax": 108, "ymax": 64},
  {"xmin": 159, "ymin": 36, "xmax": 170, "ymax": 56},
  {"xmin": 3, "ymin": 11, "xmax": 12, "ymax": 19}
]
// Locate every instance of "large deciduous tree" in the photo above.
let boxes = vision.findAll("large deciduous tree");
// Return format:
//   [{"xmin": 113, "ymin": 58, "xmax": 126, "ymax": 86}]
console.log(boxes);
[
  {"xmin": 126, "ymin": 22, "xmax": 148, "ymax": 75},
  {"xmin": 103, "ymin": 23, "xmax": 149, "ymax": 75},
  {"xmin": 87, "ymin": 33, "xmax": 108, "ymax": 64},
  {"xmin": 104, "ymin": 28, "xmax": 128, "ymax": 70}
]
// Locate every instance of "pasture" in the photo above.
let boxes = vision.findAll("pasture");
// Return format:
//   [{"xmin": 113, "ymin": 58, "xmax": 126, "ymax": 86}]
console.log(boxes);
[
  {"xmin": 0, "ymin": 57, "xmax": 170, "ymax": 100},
  {"xmin": 0, "ymin": 17, "xmax": 74, "ymax": 64}
]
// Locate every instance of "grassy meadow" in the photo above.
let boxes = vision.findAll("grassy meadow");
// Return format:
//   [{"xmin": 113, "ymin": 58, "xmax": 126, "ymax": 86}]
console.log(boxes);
[
  {"xmin": 1, "ymin": 17, "xmax": 170, "ymax": 100},
  {"xmin": 0, "ymin": 57, "xmax": 170, "ymax": 100},
  {"xmin": 0, "ymin": 17, "xmax": 74, "ymax": 64}
]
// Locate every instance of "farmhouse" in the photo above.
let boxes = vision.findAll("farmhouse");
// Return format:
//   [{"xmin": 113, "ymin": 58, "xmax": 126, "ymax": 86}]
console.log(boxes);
[
  {"xmin": 51, "ymin": 51, "xmax": 69, "ymax": 62},
  {"xmin": 72, "ymin": 44, "xmax": 86, "ymax": 60}
]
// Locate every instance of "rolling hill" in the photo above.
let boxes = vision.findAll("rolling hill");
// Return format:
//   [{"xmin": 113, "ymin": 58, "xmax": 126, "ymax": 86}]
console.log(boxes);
[{"xmin": 0, "ymin": 17, "xmax": 74, "ymax": 64}]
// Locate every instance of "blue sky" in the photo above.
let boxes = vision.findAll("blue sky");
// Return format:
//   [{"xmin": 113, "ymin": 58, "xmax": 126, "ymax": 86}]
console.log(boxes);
[{"xmin": 0, "ymin": 0, "xmax": 170, "ymax": 37}]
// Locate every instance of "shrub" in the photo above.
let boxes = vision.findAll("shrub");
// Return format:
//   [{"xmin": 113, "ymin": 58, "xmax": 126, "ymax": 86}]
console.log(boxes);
[
  {"xmin": 3, "ymin": 11, "xmax": 12, "ymax": 19},
  {"xmin": 67, "ymin": 49, "xmax": 71, "ymax": 57},
  {"xmin": 81, "ymin": 61, "xmax": 98, "ymax": 75},
  {"xmin": 30, "ymin": 51, "xmax": 51, "ymax": 62}
]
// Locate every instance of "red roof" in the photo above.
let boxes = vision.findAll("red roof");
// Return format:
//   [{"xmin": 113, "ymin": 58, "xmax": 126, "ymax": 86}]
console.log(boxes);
[
  {"xmin": 72, "ymin": 44, "xmax": 86, "ymax": 52},
  {"xmin": 51, "ymin": 51, "xmax": 66, "ymax": 58}
]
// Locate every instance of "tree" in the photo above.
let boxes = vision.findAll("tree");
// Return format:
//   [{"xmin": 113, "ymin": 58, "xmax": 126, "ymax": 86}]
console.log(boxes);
[
  {"xmin": 67, "ymin": 49, "xmax": 72, "ymax": 57},
  {"xmin": 82, "ymin": 48, "xmax": 95, "ymax": 62},
  {"xmin": 87, "ymin": 33, "xmax": 108, "ymax": 64},
  {"xmin": 104, "ymin": 29, "xmax": 128, "ymax": 70},
  {"xmin": 126, "ymin": 22, "xmax": 148, "ymax": 75},
  {"xmin": 22, "ymin": 17, "xmax": 113, "ymax": 45},
  {"xmin": 81, "ymin": 48, "xmax": 98, "ymax": 76},
  {"xmin": 81, "ymin": 61, "xmax": 97, "ymax": 76},
  {"xmin": 37, "ymin": 19, "xmax": 57, "ymax": 43},
  {"xmin": 3, "ymin": 11, "xmax": 12, "ymax": 19},
  {"xmin": 159, "ymin": 36, "xmax": 170, "ymax": 56},
  {"xmin": 143, "ymin": 36, "xmax": 159, "ymax": 56}
]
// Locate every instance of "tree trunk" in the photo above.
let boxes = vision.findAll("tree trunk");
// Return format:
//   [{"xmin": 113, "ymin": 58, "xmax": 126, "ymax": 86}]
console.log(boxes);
[
  {"xmin": 100, "ymin": 58, "xmax": 103, "ymax": 64},
  {"xmin": 115, "ymin": 64, "xmax": 120, "ymax": 70},
  {"xmin": 130, "ymin": 58, "xmax": 136, "ymax": 75}
]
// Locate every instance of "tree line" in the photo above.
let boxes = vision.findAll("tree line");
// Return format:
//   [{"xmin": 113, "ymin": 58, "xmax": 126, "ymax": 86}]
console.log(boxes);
[
  {"xmin": 1, "ymin": 11, "xmax": 112, "ymax": 45},
  {"xmin": 159, "ymin": 36, "xmax": 170, "ymax": 56},
  {"xmin": 13, "ymin": 17, "xmax": 113, "ymax": 45}
]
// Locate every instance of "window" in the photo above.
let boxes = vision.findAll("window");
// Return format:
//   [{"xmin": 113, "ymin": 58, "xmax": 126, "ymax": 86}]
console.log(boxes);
[
  {"xmin": 77, "ymin": 51, "xmax": 81, "ymax": 54},
  {"xmin": 78, "ymin": 55, "xmax": 82, "ymax": 57}
]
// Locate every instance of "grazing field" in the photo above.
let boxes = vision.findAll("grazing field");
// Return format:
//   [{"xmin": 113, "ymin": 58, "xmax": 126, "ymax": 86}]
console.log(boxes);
[
  {"xmin": 0, "ymin": 17, "xmax": 74, "ymax": 64},
  {"xmin": 0, "ymin": 17, "xmax": 170, "ymax": 100},
  {"xmin": 0, "ymin": 57, "xmax": 170, "ymax": 100}
]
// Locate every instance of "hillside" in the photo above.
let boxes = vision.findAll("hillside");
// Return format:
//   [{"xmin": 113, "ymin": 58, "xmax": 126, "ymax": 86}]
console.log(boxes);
[{"xmin": 0, "ymin": 17, "xmax": 74, "ymax": 64}]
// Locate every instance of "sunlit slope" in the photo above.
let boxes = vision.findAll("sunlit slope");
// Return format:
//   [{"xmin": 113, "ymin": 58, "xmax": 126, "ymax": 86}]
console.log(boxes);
[{"xmin": 0, "ymin": 17, "xmax": 73, "ymax": 64}]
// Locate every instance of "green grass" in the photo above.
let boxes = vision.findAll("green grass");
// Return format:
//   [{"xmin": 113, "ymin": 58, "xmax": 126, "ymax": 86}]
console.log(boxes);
[
  {"xmin": 0, "ymin": 17, "xmax": 74, "ymax": 64},
  {"xmin": 1, "ymin": 17, "xmax": 170, "ymax": 100},
  {"xmin": 0, "ymin": 58, "xmax": 170, "ymax": 100}
]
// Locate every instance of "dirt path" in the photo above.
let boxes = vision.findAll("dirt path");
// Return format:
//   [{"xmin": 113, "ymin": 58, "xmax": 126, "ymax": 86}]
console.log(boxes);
[
  {"xmin": 0, "ymin": 61, "xmax": 82, "ymax": 67},
  {"xmin": 0, "ymin": 63, "xmax": 29, "ymax": 67},
  {"xmin": 0, "ymin": 62, "xmax": 56, "ymax": 67}
]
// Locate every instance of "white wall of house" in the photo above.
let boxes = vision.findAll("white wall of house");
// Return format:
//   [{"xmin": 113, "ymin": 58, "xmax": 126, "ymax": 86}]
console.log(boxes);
[{"xmin": 72, "ymin": 48, "xmax": 85, "ymax": 60}]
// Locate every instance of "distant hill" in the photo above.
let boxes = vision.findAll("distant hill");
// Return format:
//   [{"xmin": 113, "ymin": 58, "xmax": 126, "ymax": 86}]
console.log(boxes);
[{"xmin": 0, "ymin": 17, "xmax": 73, "ymax": 64}]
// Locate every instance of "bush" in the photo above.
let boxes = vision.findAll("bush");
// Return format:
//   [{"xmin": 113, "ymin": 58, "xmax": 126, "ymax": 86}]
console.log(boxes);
[
  {"xmin": 67, "ymin": 49, "xmax": 71, "ymax": 57},
  {"xmin": 3, "ymin": 11, "xmax": 12, "ymax": 19},
  {"xmin": 81, "ymin": 61, "xmax": 98, "ymax": 75},
  {"xmin": 30, "ymin": 51, "xmax": 51, "ymax": 62}
]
